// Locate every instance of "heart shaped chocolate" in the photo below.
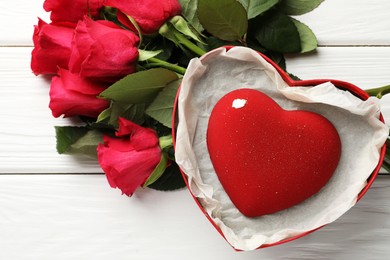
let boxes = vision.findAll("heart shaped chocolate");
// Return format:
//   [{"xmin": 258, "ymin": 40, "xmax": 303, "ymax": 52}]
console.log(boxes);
[{"xmin": 207, "ymin": 88, "xmax": 342, "ymax": 217}]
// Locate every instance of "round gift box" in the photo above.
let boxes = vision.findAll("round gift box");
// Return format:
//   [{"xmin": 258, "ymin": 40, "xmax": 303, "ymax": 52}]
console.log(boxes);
[{"xmin": 171, "ymin": 46, "xmax": 386, "ymax": 250}]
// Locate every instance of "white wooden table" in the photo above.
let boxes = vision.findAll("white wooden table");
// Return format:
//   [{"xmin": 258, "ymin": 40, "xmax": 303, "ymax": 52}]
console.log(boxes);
[{"xmin": 1, "ymin": 1, "xmax": 389, "ymax": 259}]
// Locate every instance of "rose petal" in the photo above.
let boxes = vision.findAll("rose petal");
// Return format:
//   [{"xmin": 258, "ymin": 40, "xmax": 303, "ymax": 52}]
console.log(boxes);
[{"xmin": 116, "ymin": 117, "xmax": 159, "ymax": 150}]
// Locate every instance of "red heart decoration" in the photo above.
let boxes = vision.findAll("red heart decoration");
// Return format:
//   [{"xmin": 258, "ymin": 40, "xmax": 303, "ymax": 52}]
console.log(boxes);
[
  {"xmin": 207, "ymin": 88, "xmax": 342, "ymax": 217},
  {"xmin": 172, "ymin": 46, "xmax": 386, "ymax": 248}
]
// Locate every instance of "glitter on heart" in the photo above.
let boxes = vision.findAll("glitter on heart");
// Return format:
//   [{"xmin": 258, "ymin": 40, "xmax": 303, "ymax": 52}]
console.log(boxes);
[{"xmin": 207, "ymin": 88, "xmax": 341, "ymax": 217}]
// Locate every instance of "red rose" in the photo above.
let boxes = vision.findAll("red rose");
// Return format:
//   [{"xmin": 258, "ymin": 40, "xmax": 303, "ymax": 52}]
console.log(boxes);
[
  {"xmin": 97, "ymin": 118, "xmax": 162, "ymax": 196},
  {"xmin": 49, "ymin": 68, "xmax": 109, "ymax": 118},
  {"xmin": 44, "ymin": 0, "xmax": 106, "ymax": 24},
  {"xmin": 31, "ymin": 19, "xmax": 74, "ymax": 75},
  {"xmin": 105, "ymin": 0, "xmax": 182, "ymax": 34},
  {"xmin": 68, "ymin": 17, "xmax": 139, "ymax": 81}
]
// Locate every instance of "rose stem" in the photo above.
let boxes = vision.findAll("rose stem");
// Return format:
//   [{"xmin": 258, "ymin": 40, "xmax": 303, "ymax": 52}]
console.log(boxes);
[
  {"xmin": 365, "ymin": 85, "xmax": 390, "ymax": 98},
  {"xmin": 144, "ymin": 57, "xmax": 187, "ymax": 75},
  {"xmin": 174, "ymin": 33, "xmax": 206, "ymax": 57}
]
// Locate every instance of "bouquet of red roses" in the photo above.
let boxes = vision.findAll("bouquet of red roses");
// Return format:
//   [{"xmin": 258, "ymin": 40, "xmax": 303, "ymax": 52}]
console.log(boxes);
[{"xmin": 31, "ymin": 0, "xmax": 389, "ymax": 197}]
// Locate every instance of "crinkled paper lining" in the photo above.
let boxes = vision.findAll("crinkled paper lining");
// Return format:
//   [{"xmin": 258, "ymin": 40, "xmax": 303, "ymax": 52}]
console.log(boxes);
[{"xmin": 175, "ymin": 47, "xmax": 388, "ymax": 251}]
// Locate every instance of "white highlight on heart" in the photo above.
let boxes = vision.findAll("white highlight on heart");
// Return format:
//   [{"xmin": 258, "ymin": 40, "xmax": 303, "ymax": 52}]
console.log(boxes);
[{"xmin": 232, "ymin": 99, "xmax": 247, "ymax": 109}]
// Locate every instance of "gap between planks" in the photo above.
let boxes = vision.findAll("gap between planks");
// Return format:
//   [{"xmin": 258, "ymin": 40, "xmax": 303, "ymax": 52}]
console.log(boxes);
[
  {"xmin": 0, "ymin": 172, "xmax": 104, "ymax": 175},
  {"xmin": 1, "ymin": 45, "xmax": 390, "ymax": 48},
  {"xmin": 0, "ymin": 172, "xmax": 387, "ymax": 176}
]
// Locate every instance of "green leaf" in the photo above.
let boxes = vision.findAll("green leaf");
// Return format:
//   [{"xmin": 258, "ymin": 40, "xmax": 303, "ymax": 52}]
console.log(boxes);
[
  {"xmin": 178, "ymin": 0, "xmax": 204, "ymax": 32},
  {"xmin": 265, "ymin": 51, "xmax": 286, "ymax": 71},
  {"xmin": 55, "ymin": 126, "xmax": 89, "ymax": 154},
  {"xmin": 291, "ymin": 18, "xmax": 317, "ymax": 53},
  {"xmin": 198, "ymin": 0, "xmax": 248, "ymax": 41},
  {"xmin": 70, "ymin": 130, "xmax": 104, "ymax": 158},
  {"xmin": 55, "ymin": 127, "xmax": 103, "ymax": 157},
  {"xmin": 97, "ymin": 102, "xmax": 146, "ymax": 127},
  {"xmin": 159, "ymin": 23, "xmax": 206, "ymax": 58},
  {"xmin": 159, "ymin": 23, "xmax": 181, "ymax": 47},
  {"xmin": 238, "ymin": 0, "xmax": 280, "ymax": 19},
  {"xmin": 141, "ymin": 35, "xmax": 175, "ymax": 62},
  {"xmin": 169, "ymin": 16, "xmax": 204, "ymax": 44},
  {"xmin": 138, "ymin": 49, "xmax": 163, "ymax": 62},
  {"xmin": 144, "ymin": 117, "xmax": 173, "ymax": 137},
  {"xmin": 147, "ymin": 161, "xmax": 186, "ymax": 191},
  {"xmin": 251, "ymin": 11, "xmax": 301, "ymax": 53},
  {"xmin": 100, "ymin": 68, "xmax": 179, "ymax": 104},
  {"xmin": 145, "ymin": 79, "xmax": 181, "ymax": 128},
  {"xmin": 246, "ymin": 37, "xmax": 267, "ymax": 53},
  {"xmin": 143, "ymin": 152, "xmax": 169, "ymax": 187},
  {"xmin": 278, "ymin": 0, "xmax": 324, "ymax": 15},
  {"xmin": 288, "ymin": 72, "xmax": 301, "ymax": 81}
]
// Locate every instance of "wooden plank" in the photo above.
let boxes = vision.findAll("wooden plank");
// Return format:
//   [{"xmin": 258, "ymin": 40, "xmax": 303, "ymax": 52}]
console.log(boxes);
[
  {"xmin": 0, "ymin": 0, "xmax": 390, "ymax": 46},
  {"xmin": 1, "ymin": 46, "xmax": 390, "ymax": 173},
  {"xmin": 0, "ymin": 175, "xmax": 388, "ymax": 259},
  {"xmin": 286, "ymin": 47, "xmax": 390, "ymax": 124},
  {"xmin": 294, "ymin": 0, "xmax": 390, "ymax": 46},
  {"xmin": 286, "ymin": 47, "xmax": 390, "ymax": 89},
  {"xmin": 0, "ymin": 0, "xmax": 49, "ymax": 46},
  {"xmin": 0, "ymin": 47, "xmax": 101, "ymax": 173}
]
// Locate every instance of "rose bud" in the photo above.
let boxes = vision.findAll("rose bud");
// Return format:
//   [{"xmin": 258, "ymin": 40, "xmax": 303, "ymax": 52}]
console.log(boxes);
[
  {"xmin": 43, "ymin": 0, "xmax": 106, "ymax": 24},
  {"xmin": 68, "ymin": 17, "xmax": 139, "ymax": 81},
  {"xmin": 31, "ymin": 18, "xmax": 74, "ymax": 75},
  {"xmin": 97, "ymin": 118, "xmax": 163, "ymax": 196},
  {"xmin": 105, "ymin": 0, "xmax": 182, "ymax": 34},
  {"xmin": 49, "ymin": 68, "xmax": 109, "ymax": 118}
]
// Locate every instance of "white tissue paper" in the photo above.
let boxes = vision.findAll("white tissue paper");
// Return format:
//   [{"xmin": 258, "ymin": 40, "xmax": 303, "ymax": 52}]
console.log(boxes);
[{"xmin": 174, "ymin": 47, "xmax": 388, "ymax": 251}]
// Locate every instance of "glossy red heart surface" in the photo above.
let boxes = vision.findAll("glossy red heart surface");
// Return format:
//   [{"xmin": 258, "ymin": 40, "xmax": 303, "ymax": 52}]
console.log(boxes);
[{"xmin": 207, "ymin": 88, "xmax": 342, "ymax": 217}]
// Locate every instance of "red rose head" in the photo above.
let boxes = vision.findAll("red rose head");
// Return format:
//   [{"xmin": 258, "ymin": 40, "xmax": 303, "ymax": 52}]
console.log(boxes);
[
  {"xmin": 105, "ymin": 0, "xmax": 182, "ymax": 34},
  {"xmin": 68, "ymin": 17, "xmax": 139, "ymax": 82},
  {"xmin": 97, "ymin": 118, "xmax": 162, "ymax": 196},
  {"xmin": 44, "ymin": 0, "xmax": 106, "ymax": 24},
  {"xmin": 31, "ymin": 18, "xmax": 74, "ymax": 75},
  {"xmin": 49, "ymin": 68, "xmax": 109, "ymax": 118}
]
